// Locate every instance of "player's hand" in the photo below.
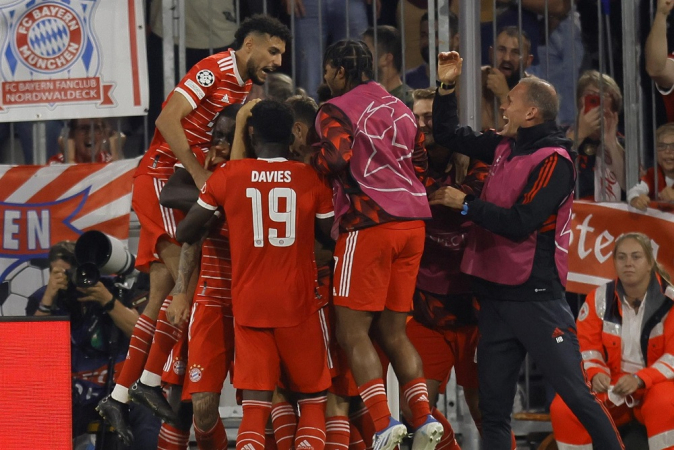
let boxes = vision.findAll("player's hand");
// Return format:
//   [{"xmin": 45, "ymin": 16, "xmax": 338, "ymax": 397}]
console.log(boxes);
[
  {"xmin": 630, "ymin": 194, "xmax": 650, "ymax": 211},
  {"xmin": 612, "ymin": 374, "xmax": 641, "ymax": 396},
  {"xmin": 576, "ymin": 103, "xmax": 601, "ymax": 142},
  {"xmin": 485, "ymin": 68, "xmax": 509, "ymax": 100},
  {"xmin": 658, "ymin": 186, "xmax": 674, "ymax": 202},
  {"xmin": 166, "ymin": 294, "xmax": 191, "ymax": 327},
  {"xmin": 591, "ymin": 372, "xmax": 611, "ymax": 393},
  {"xmin": 237, "ymin": 98, "xmax": 262, "ymax": 125},
  {"xmin": 437, "ymin": 51, "xmax": 463, "ymax": 85},
  {"xmin": 77, "ymin": 282, "xmax": 114, "ymax": 306},
  {"xmin": 428, "ymin": 186, "xmax": 466, "ymax": 209},
  {"xmin": 282, "ymin": 0, "xmax": 306, "ymax": 17},
  {"xmin": 657, "ymin": 0, "xmax": 674, "ymax": 15}
]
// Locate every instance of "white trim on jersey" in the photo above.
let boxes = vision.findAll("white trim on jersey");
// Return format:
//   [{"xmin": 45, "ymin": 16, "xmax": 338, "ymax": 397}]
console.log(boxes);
[
  {"xmin": 338, "ymin": 230, "xmax": 359, "ymax": 297},
  {"xmin": 197, "ymin": 198, "xmax": 218, "ymax": 210},
  {"xmin": 318, "ymin": 308, "xmax": 334, "ymax": 369},
  {"xmin": 316, "ymin": 211, "xmax": 335, "ymax": 219},
  {"xmin": 230, "ymin": 50, "xmax": 245, "ymax": 86},
  {"xmin": 175, "ymin": 87, "xmax": 197, "ymax": 110},
  {"xmin": 153, "ymin": 178, "xmax": 177, "ymax": 238}
]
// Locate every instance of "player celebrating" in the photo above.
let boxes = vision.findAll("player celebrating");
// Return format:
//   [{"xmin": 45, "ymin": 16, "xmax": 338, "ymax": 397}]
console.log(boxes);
[
  {"xmin": 177, "ymin": 100, "xmax": 334, "ymax": 450},
  {"xmin": 96, "ymin": 15, "xmax": 291, "ymax": 444},
  {"xmin": 311, "ymin": 40, "xmax": 440, "ymax": 450}
]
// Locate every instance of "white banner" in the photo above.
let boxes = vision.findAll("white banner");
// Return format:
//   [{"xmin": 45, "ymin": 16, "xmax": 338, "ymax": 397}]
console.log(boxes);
[{"xmin": 0, "ymin": 0, "xmax": 148, "ymax": 121}]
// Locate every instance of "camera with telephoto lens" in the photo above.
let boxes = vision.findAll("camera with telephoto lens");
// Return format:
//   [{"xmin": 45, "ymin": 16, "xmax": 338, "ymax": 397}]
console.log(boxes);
[{"xmin": 70, "ymin": 231, "xmax": 137, "ymax": 287}]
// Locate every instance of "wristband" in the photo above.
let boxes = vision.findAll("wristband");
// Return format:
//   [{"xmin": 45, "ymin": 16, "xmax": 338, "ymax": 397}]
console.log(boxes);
[
  {"xmin": 632, "ymin": 374, "xmax": 644, "ymax": 388},
  {"xmin": 461, "ymin": 194, "xmax": 475, "ymax": 216},
  {"xmin": 101, "ymin": 297, "xmax": 117, "ymax": 313},
  {"xmin": 38, "ymin": 303, "xmax": 53, "ymax": 314},
  {"xmin": 436, "ymin": 80, "xmax": 456, "ymax": 90}
]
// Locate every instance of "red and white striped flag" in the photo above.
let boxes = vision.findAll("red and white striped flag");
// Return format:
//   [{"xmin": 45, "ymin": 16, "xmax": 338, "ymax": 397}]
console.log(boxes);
[{"xmin": 0, "ymin": 157, "xmax": 139, "ymax": 315}]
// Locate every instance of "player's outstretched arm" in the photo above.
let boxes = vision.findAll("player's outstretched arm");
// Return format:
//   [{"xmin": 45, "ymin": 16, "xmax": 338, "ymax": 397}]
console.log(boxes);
[
  {"xmin": 176, "ymin": 203, "xmax": 215, "ymax": 244},
  {"xmin": 160, "ymin": 168, "xmax": 201, "ymax": 213},
  {"xmin": 166, "ymin": 240, "xmax": 204, "ymax": 326},
  {"xmin": 156, "ymin": 94, "xmax": 211, "ymax": 188}
]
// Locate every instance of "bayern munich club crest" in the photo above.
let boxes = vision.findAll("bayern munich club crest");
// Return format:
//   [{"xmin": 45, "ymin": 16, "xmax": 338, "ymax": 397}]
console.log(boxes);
[{"xmin": 13, "ymin": 2, "xmax": 84, "ymax": 74}]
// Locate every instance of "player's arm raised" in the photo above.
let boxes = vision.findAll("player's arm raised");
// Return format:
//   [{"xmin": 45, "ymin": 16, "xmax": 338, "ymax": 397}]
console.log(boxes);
[{"xmin": 155, "ymin": 93, "xmax": 211, "ymax": 189}]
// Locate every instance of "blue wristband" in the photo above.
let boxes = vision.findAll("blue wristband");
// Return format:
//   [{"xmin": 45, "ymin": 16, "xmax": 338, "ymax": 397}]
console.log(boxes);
[{"xmin": 461, "ymin": 202, "xmax": 469, "ymax": 216}]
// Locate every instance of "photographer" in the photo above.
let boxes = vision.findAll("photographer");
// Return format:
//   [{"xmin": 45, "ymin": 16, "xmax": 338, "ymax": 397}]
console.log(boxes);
[{"xmin": 27, "ymin": 241, "xmax": 160, "ymax": 449}]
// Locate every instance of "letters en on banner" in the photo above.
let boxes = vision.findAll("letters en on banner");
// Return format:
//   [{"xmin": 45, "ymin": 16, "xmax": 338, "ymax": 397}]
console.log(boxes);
[
  {"xmin": 0, "ymin": 158, "xmax": 139, "ymax": 316},
  {"xmin": 0, "ymin": 0, "xmax": 148, "ymax": 121},
  {"xmin": 567, "ymin": 200, "xmax": 674, "ymax": 294}
]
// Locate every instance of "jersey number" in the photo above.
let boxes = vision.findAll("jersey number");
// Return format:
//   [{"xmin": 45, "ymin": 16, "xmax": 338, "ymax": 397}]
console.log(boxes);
[{"xmin": 246, "ymin": 187, "xmax": 297, "ymax": 247}]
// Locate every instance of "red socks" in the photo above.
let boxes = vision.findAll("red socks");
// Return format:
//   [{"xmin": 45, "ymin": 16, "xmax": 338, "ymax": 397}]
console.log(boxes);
[
  {"xmin": 236, "ymin": 400, "xmax": 272, "ymax": 450},
  {"xmin": 326, "ymin": 416, "xmax": 350, "ymax": 450},
  {"xmin": 296, "ymin": 395, "xmax": 327, "ymax": 450},
  {"xmin": 358, "ymin": 379, "xmax": 391, "ymax": 432},
  {"xmin": 349, "ymin": 422, "xmax": 367, "ymax": 450},
  {"xmin": 402, "ymin": 378, "xmax": 432, "ymax": 429},
  {"xmin": 157, "ymin": 423, "xmax": 189, "ymax": 450},
  {"xmin": 431, "ymin": 408, "xmax": 460, "ymax": 450},
  {"xmin": 194, "ymin": 419, "xmax": 228, "ymax": 450},
  {"xmin": 115, "ymin": 314, "xmax": 157, "ymax": 390},
  {"xmin": 350, "ymin": 405, "xmax": 375, "ymax": 448},
  {"xmin": 271, "ymin": 401, "xmax": 297, "ymax": 450},
  {"xmin": 143, "ymin": 298, "xmax": 183, "ymax": 380}
]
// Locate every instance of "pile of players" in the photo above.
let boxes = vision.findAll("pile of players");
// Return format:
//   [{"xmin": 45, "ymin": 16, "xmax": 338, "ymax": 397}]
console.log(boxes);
[{"xmin": 91, "ymin": 13, "xmax": 463, "ymax": 450}]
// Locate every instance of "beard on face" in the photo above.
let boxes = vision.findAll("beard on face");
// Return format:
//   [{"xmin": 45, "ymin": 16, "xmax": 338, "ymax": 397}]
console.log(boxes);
[
  {"xmin": 247, "ymin": 58, "xmax": 266, "ymax": 86},
  {"xmin": 505, "ymin": 68, "xmax": 522, "ymax": 90}
]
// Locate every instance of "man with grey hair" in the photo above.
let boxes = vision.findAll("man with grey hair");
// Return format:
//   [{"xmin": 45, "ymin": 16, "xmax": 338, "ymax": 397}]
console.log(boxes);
[{"xmin": 430, "ymin": 51, "xmax": 625, "ymax": 450}]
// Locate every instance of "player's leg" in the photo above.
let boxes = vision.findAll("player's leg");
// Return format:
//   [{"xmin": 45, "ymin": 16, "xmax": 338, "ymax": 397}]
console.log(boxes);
[
  {"xmin": 271, "ymin": 387, "xmax": 297, "ymax": 450},
  {"xmin": 277, "ymin": 311, "xmax": 332, "ymax": 450},
  {"xmin": 377, "ymin": 223, "xmax": 443, "ymax": 449},
  {"xmin": 129, "ymin": 239, "xmax": 185, "ymax": 422},
  {"xmin": 97, "ymin": 258, "xmax": 174, "ymax": 444},
  {"xmin": 233, "ymin": 324, "xmax": 280, "ymax": 450},
  {"xmin": 326, "ymin": 392, "xmax": 351, "ymax": 450}
]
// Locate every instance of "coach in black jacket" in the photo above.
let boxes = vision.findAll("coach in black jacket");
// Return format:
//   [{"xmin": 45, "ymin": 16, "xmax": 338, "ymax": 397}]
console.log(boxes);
[{"xmin": 429, "ymin": 51, "xmax": 624, "ymax": 450}]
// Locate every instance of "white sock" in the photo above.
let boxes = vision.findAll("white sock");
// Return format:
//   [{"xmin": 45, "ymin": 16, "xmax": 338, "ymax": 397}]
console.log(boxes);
[
  {"xmin": 111, "ymin": 384, "xmax": 130, "ymax": 403},
  {"xmin": 139, "ymin": 370, "xmax": 162, "ymax": 387}
]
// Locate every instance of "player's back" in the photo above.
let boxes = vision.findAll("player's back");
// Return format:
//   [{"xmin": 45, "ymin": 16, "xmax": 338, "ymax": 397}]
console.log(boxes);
[{"xmin": 210, "ymin": 158, "xmax": 334, "ymax": 328}]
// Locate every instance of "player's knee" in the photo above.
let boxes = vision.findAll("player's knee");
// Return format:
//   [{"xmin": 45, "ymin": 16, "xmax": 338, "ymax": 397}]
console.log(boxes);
[
  {"xmin": 336, "ymin": 323, "xmax": 367, "ymax": 351},
  {"xmin": 192, "ymin": 393, "xmax": 219, "ymax": 430}
]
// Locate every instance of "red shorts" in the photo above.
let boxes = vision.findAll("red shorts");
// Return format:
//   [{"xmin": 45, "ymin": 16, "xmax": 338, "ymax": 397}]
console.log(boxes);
[
  {"xmin": 233, "ymin": 309, "xmax": 331, "ymax": 393},
  {"xmin": 161, "ymin": 323, "xmax": 189, "ymax": 386},
  {"xmin": 406, "ymin": 318, "xmax": 479, "ymax": 390},
  {"xmin": 333, "ymin": 221, "xmax": 425, "ymax": 312},
  {"xmin": 133, "ymin": 174, "xmax": 184, "ymax": 272},
  {"xmin": 184, "ymin": 301, "xmax": 235, "ymax": 394}
]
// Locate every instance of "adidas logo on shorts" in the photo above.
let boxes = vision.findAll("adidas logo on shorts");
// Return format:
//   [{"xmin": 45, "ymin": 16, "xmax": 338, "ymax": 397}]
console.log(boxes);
[{"xmin": 296, "ymin": 439, "xmax": 313, "ymax": 449}]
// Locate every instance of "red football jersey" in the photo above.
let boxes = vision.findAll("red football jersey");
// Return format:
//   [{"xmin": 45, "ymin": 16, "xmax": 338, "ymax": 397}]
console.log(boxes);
[
  {"xmin": 198, "ymin": 158, "xmax": 334, "ymax": 328},
  {"xmin": 195, "ymin": 220, "xmax": 232, "ymax": 310},
  {"xmin": 135, "ymin": 49, "xmax": 252, "ymax": 180}
]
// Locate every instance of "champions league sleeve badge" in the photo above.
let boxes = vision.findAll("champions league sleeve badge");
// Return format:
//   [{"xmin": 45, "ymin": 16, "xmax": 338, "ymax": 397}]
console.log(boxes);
[{"xmin": 196, "ymin": 69, "xmax": 215, "ymax": 87}]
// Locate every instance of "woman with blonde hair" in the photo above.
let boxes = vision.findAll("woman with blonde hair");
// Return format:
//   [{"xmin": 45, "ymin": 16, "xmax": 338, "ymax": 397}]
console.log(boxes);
[{"xmin": 550, "ymin": 232, "xmax": 674, "ymax": 449}]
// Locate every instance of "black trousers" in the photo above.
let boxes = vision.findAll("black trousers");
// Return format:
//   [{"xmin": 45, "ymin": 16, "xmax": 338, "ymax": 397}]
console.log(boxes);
[{"xmin": 477, "ymin": 298, "xmax": 624, "ymax": 450}]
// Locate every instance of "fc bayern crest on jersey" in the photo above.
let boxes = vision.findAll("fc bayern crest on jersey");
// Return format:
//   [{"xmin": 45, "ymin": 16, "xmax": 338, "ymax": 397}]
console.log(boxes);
[{"xmin": 196, "ymin": 69, "xmax": 215, "ymax": 87}]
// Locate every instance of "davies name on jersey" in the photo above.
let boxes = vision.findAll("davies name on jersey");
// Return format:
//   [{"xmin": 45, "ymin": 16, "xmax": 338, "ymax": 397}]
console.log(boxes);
[{"xmin": 251, "ymin": 170, "xmax": 292, "ymax": 183}]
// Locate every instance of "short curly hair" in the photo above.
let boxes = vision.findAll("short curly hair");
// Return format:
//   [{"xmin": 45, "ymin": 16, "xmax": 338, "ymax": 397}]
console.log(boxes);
[
  {"xmin": 234, "ymin": 15, "xmax": 292, "ymax": 49},
  {"xmin": 249, "ymin": 99, "xmax": 295, "ymax": 146}
]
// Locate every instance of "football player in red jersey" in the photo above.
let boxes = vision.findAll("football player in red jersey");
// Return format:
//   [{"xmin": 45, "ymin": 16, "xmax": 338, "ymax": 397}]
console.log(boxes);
[
  {"xmin": 96, "ymin": 16, "xmax": 292, "ymax": 444},
  {"xmin": 178, "ymin": 100, "xmax": 334, "ymax": 450},
  {"xmin": 156, "ymin": 107, "xmax": 240, "ymax": 450}
]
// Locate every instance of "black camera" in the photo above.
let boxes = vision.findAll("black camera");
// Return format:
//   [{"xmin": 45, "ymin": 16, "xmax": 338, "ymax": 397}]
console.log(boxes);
[
  {"xmin": 65, "ymin": 262, "xmax": 101, "ymax": 288},
  {"xmin": 73, "ymin": 231, "xmax": 136, "ymax": 286}
]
